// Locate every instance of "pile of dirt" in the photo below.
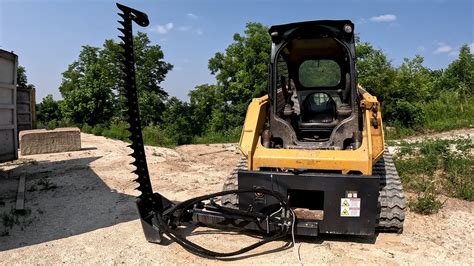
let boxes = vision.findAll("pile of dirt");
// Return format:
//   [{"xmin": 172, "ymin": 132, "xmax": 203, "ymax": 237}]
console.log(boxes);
[{"xmin": 0, "ymin": 133, "xmax": 472, "ymax": 264}]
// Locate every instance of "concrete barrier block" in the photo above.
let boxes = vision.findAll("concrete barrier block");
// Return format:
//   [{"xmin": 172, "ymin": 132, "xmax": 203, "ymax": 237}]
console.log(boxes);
[{"xmin": 19, "ymin": 128, "xmax": 81, "ymax": 155}]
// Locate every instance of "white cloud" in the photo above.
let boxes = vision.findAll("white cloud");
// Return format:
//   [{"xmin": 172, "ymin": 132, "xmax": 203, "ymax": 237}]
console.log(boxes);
[
  {"xmin": 177, "ymin": 25, "xmax": 192, "ymax": 32},
  {"xmin": 150, "ymin": 22, "xmax": 174, "ymax": 34},
  {"xmin": 187, "ymin": 13, "xmax": 198, "ymax": 19},
  {"xmin": 434, "ymin": 42, "xmax": 453, "ymax": 54},
  {"xmin": 195, "ymin": 28, "xmax": 203, "ymax": 35},
  {"xmin": 369, "ymin": 14, "xmax": 397, "ymax": 23},
  {"xmin": 469, "ymin": 43, "xmax": 474, "ymax": 52}
]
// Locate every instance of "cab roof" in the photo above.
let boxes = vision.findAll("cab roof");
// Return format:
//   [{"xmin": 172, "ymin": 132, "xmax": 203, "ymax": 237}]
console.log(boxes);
[{"xmin": 268, "ymin": 20, "xmax": 354, "ymax": 44}]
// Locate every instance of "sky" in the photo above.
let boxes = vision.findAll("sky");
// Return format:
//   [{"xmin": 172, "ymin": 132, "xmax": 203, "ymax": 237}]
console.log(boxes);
[{"xmin": 1, "ymin": 0, "xmax": 473, "ymax": 102}]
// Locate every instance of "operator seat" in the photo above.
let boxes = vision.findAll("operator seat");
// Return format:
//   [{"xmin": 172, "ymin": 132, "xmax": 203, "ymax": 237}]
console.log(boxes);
[{"xmin": 299, "ymin": 92, "xmax": 338, "ymax": 129}]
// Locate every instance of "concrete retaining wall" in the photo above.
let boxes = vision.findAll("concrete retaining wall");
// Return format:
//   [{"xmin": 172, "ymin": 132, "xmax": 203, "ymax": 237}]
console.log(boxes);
[{"xmin": 19, "ymin": 128, "xmax": 81, "ymax": 155}]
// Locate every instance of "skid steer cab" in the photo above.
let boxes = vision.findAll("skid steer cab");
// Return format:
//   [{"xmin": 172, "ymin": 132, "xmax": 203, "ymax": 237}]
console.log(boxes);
[
  {"xmin": 235, "ymin": 20, "xmax": 389, "ymax": 236},
  {"xmin": 117, "ymin": 3, "xmax": 405, "ymax": 259}
]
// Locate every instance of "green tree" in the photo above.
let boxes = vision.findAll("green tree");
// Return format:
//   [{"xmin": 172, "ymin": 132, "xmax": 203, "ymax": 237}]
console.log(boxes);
[
  {"xmin": 59, "ymin": 32, "xmax": 172, "ymax": 126},
  {"xmin": 17, "ymin": 66, "xmax": 28, "ymax": 87},
  {"xmin": 118, "ymin": 32, "xmax": 173, "ymax": 125},
  {"xmin": 356, "ymin": 42, "xmax": 395, "ymax": 104},
  {"xmin": 37, "ymin": 94, "xmax": 62, "ymax": 124},
  {"xmin": 161, "ymin": 97, "xmax": 193, "ymax": 145},
  {"xmin": 188, "ymin": 84, "xmax": 222, "ymax": 135},
  {"xmin": 388, "ymin": 56, "xmax": 434, "ymax": 128},
  {"xmin": 436, "ymin": 44, "xmax": 474, "ymax": 95},
  {"xmin": 393, "ymin": 56, "xmax": 434, "ymax": 100},
  {"xmin": 208, "ymin": 22, "xmax": 271, "ymax": 131},
  {"xmin": 60, "ymin": 46, "xmax": 116, "ymax": 125},
  {"xmin": 16, "ymin": 65, "xmax": 36, "ymax": 90}
]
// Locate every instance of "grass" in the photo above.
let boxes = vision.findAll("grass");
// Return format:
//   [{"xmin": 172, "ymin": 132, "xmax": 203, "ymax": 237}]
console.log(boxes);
[
  {"xmin": 423, "ymin": 91, "xmax": 474, "ymax": 132},
  {"xmin": 385, "ymin": 93, "xmax": 474, "ymax": 140},
  {"xmin": 81, "ymin": 122, "xmax": 176, "ymax": 147},
  {"xmin": 37, "ymin": 119, "xmax": 73, "ymax": 130},
  {"xmin": 394, "ymin": 137, "xmax": 473, "ymax": 214},
  {"xmin": 81, "ymin": 121, "xmax": 242, "ymax": 147},
  {"xmin": 142, "ymin": 125, "xmax": 175, "ymax": 147},
  {"xmin": 192, "ymin": 127, "xmax": 241, "ymax": 144}
]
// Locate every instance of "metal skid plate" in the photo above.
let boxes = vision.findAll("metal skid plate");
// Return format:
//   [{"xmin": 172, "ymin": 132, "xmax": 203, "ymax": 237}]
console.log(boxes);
[{"xmin": 238, "ymin": 170, "xmax": 379, "ymax": 236}]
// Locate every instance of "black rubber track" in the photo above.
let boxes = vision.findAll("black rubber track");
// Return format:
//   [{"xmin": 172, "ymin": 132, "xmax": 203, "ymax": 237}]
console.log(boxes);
[
  {"xmin": 221, "ymin": 150, "xmax": 406, "ymax": 233},
  {"xmin": 221, "ymin": 157, "xmax": 246, "ymax": 208},
  {"xmin": 373, "ymin": 148, "xmax": 406, "ymax": 233}
]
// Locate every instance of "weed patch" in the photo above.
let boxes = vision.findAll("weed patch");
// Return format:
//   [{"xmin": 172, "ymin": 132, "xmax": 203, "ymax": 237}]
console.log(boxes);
[
  {"xmin": 394, "ymin": 137, "xmax": 473, "ymax": 208},
  {"xmin": 409, "ymin": 188, "xmax": 444, "ymax": 214},
  {"xmin": 0, "ymin": 209, "xmax": 34, "ymax": 237},
  {"xmin": 28, "ymin": 177, "xmax": 57, "ymax": 192}
]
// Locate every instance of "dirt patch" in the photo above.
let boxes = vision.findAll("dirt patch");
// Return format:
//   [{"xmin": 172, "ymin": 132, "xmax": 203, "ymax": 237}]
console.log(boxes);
[
  {"xmin": 400, "ymin": 128, "xmax": 474, "ymax": 143},
  {"xmin": 0, "ymin": 133, "xmax": 472, "ymax": 264}
]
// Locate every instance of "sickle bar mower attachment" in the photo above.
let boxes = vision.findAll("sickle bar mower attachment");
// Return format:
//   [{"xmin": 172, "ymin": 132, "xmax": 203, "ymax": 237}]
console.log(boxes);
[
  {"xmin": 116, "ymin": 3, "xmax": 294, "ymax": 258},
  {"xmin": 116, "ymin": 2, "xmax": 172, "ymax": 243}
]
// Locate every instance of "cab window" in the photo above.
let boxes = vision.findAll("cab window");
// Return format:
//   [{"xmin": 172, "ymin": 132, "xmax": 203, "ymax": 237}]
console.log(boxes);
[{"xmin": 299, "ymin": 60, "xmax": 341, "ymax": 87}]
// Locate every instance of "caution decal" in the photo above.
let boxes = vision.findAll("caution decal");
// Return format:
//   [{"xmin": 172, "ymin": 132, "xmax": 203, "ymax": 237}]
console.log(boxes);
[{"xmin": 340, "ymin": 198, "xmax": 361, "ymax": 217}]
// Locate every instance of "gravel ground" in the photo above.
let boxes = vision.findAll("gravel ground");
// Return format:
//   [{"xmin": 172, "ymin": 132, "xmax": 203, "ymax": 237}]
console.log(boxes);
[{"xmin": 0, "ymin": 132, "xmax": 472, "ymax": 264}]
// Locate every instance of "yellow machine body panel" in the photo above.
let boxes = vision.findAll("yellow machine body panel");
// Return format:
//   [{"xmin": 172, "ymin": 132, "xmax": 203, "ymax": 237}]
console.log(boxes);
[{"xmin": 239, "ymin": 87, "xmax": 384, "ymax": 176}]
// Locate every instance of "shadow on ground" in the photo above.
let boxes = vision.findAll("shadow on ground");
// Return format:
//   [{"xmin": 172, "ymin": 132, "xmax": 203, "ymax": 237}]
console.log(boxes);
[
  {"xmin": 0, "ymin": 156, "xmax": 137, "ymax": 251},
  {"xmin": 0, "ymin": 155, "xmax": 379, "ymax": 256}
]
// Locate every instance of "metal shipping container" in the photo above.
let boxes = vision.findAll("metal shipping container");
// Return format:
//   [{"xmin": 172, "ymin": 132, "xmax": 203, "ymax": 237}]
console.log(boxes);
[
  {"xmin": 0, "ymin": 49, "xmax": 18, "ymax": 162},
  {"xmin": 17, "ymin": 86, "xmax": 36, "ymax": 132}
]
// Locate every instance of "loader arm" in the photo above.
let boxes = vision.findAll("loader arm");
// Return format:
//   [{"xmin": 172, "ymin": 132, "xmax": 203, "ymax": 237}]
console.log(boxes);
[{"xmin": 239, "ymin": 95, "xmax": 269, "ymax": 167}]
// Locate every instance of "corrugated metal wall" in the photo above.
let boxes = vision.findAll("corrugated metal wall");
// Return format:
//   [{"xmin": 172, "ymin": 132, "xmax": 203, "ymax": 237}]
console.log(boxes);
[{"xmin": 0, "ymin": 50, "xmax": 18, "ymax": 162}]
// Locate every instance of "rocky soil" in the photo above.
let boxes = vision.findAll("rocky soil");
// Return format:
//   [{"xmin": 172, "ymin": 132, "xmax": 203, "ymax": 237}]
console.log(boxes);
[{"xmin": 0, "ymin": 132, "xmax": 472, "ymax": 264}]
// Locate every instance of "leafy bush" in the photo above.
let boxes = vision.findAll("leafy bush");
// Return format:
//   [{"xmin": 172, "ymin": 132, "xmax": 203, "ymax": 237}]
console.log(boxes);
[
  {"xmin": 90, "ymin": 124, "xmax": 106, "ymax": 136},
  {"xmin": 82, "ymin": 122, "xmax": 177, "ymax": 147},
  {"xmin": 192, "ymin": 127, "xmax": 242, "ymax": 144},
  {"xmin": 391, "ymin": 100, "xmax": 425, "ymax": 129},
  {"xmin": 423, "ymin": 91, "xmax": 474, "ymax": 131},
  {"xmin": 37, "ymin": 119, "xmax": 72, "ymax": 130},
  {"xmin": 142, "ymin": 125, "xmax": 175, "ymax": 147},
  {"xmin": 101, "ymin": 122, "xmax": 130, "ymax": 141},
  {"xmin": 81, "ymin": 124, "xmax": 93, "ymax": 134},
  {"xmin": 409, "ymin": 187, "xmax": 444, "ymax": 215}
]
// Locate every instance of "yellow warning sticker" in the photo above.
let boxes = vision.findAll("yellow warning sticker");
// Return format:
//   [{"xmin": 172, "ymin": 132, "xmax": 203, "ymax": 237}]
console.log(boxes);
[
  {"xmin": 340, "ymin": 198, "xmax": 361, "ymax": 217},
  {"xmin": 341, "ymin": 208, "xmax": 350, "ymax": 216},
  {"xmin": 342, "ymin": 199, "xmax": 350, "ymax": 207}
]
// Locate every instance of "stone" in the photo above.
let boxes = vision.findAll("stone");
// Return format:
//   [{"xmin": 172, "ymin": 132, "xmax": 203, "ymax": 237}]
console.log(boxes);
[{"xmin": 19, "ymin": 128, "xmax": 81, "ymax": 155}]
